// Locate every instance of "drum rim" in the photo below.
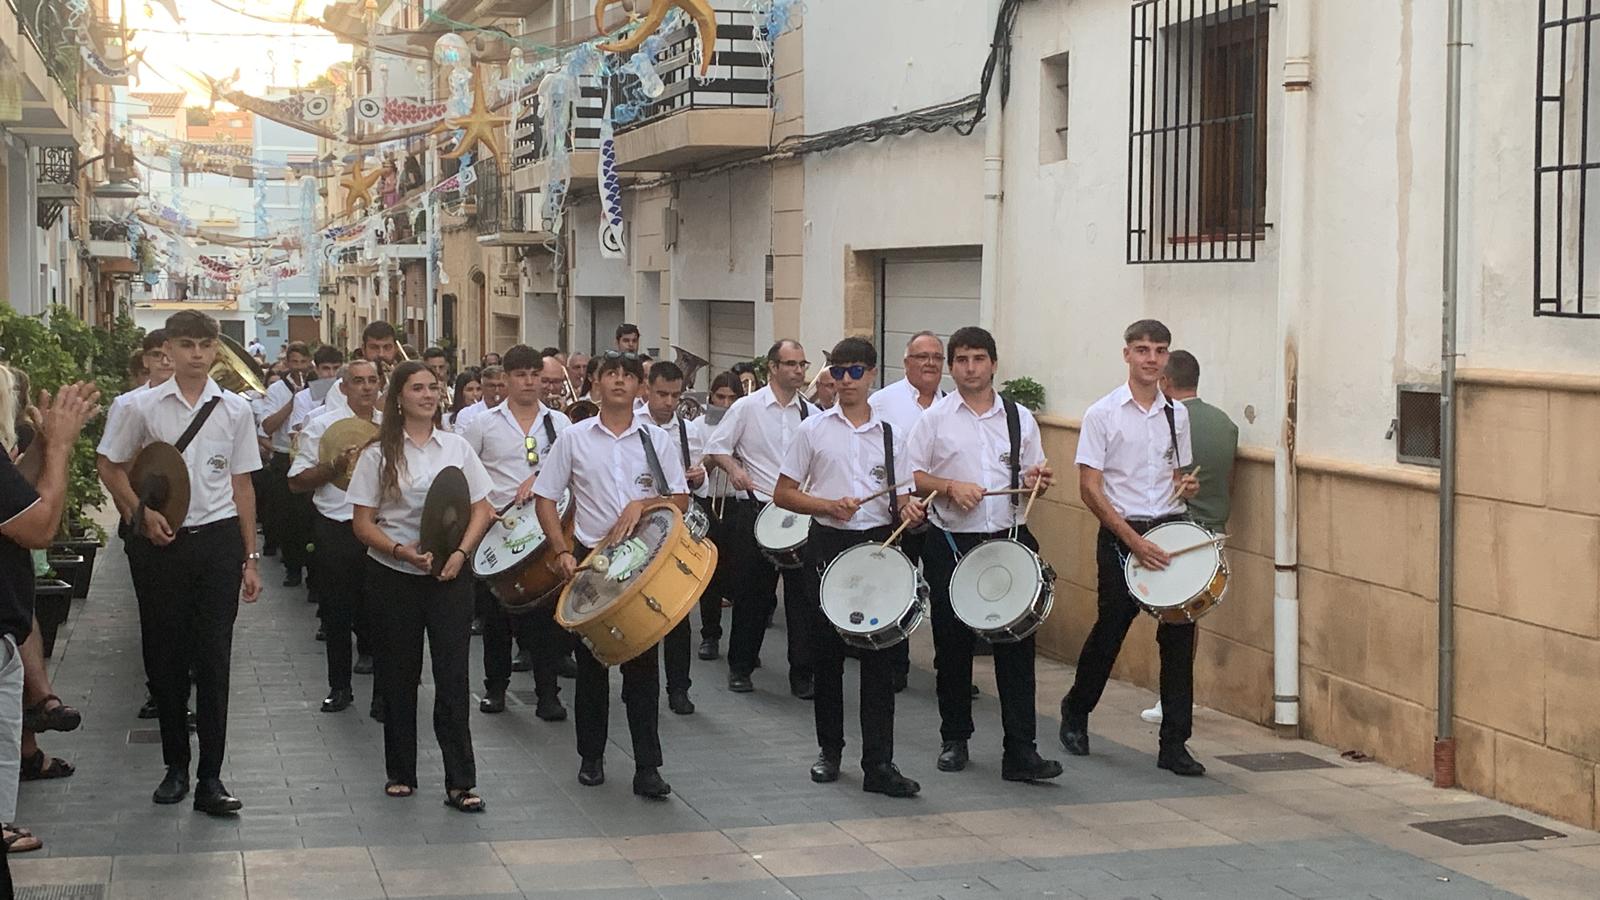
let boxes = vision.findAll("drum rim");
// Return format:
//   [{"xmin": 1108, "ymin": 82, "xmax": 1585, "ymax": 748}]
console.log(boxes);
[
  {"xmin": 1122, "ymin": 520, "xmax": 1222, "ymax": 611},
  {"xmin": 555, "ymin": 499, "xmax": 686, "ymax": 628},
  {"xmin": 471, "ymin": 494, "xmax": 573, "ymax": 577},
  {"xmin": 949, "ymin": 538, "xmax": 1049, "ymax": 625},
  {"xmin": 820, "ymin": 542, "xmax": 918, "ymax": 635},
  {"xmin": 754, "ymin": 502, "xmax": 812, "ymax": 552}
]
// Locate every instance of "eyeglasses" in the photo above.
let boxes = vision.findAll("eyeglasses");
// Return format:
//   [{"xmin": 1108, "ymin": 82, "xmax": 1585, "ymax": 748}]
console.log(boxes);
[
  {"xmin": 524, "ymin": 435, "xmax": 539, "ymax": 466},
  {"xmin": 828, "ymin": 364, "xmax": 869, "ymax": 381},
  {"xmin": 774, "ymin": 359, "xmax": 810, "ymax": 370},
  {"xmin": 906, "ymin": 353, "xmax": 944, "ymax": 365}
]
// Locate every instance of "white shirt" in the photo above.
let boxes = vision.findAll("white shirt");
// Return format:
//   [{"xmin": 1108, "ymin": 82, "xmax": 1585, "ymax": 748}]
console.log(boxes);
[
  {"xmin": 1076, "ymin": 383, "xmax": 1194, "ymax": 520},
  {"xmin": 346, "ymin": 428, "xmax": 492, "ymax": 575},
  {"xmin": 95, "ymin": 382, "xmax": 152, "ymax": 456},
  {"xmin": 263, "ymin": 379, "xmax": 302, "ymax": 453},
  {"xmin": 780, "ymin": 406, "xmax": 910, "ymax": 531},
  {"xmin": 703, "ymin": 385, "xmax": 813, "ymax": 502},
  {"xmin": 288, "ymin": 407, "xmax": 382, "ymax": 522},
  {"xmin": 869, "ymin": 377, "xmax": 943, "ymax": 438},
  {"xmin": 452, "ymin": 399, "xmax": 488, "ymax": 435},
  {"xmin": 288, "ymin": 379, "xmax": 344, "ymax": 433},
  {"xmin": 533, "ymin": 416, "xmax": 689, "ymax": 549},
  {"xmin": 636, "ymin": 409, "xmax": 703, "ymax": 474},
  {"xmin": 99, "ymin": 377, "xmax": 263, "ymax": 528},
  {"xmin": 905, "ymin": 389, "xmax": 1046, "ymax": 534},
  {"xmin": 464, "ymin": 401, "xmax": 571, "ymax": 510}
]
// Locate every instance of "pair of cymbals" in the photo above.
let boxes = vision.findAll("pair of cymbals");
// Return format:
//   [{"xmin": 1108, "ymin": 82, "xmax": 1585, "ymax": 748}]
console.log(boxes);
[{"xmin": 420, "ymin": 465, "xmax": 471, "ymax": 576}]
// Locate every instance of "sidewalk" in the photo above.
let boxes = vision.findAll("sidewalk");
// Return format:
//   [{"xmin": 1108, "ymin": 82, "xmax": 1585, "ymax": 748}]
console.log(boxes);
[{"xmin": 6, "ymin": 537, "xmax": 1591, "ymax": 898}]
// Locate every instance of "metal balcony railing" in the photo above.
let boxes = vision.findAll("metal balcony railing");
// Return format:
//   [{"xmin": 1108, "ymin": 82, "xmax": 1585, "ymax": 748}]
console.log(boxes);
[
  {"xmin": 617, "ymin": 10, "xmax": 771, "ymax": 132},
  {"xmin": 12, "ymin": 0, "xmax": 80, "ymax": 96},
  {"xmin": 473, "ymin": 165, "xmax": 527, "ymax": 237}
]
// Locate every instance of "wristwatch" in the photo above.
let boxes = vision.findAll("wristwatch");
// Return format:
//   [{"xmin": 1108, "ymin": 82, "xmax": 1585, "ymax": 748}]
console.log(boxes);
[{"xmin": 245, "ymin": 551, "xmax": 262, "ymax": 561}]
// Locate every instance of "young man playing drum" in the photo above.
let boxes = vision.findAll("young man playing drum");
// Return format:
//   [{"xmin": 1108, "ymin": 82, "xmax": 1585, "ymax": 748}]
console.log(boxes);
[
  {"xmin": 704, "ymin": 340, "xmax": 816, "ymax": 699},
  {"xmin": 774, "ymin": 337, "xmax": 925, "ymax": 798},
  {"xmin": 1059, "ymin": 319, "xmax": 1205, "ymax": 777},
  {"xmin": 465, "ymin": 345, "xmax": 572, "ymax": 722},
  {"xmin": 532, "ymin": 352, "xmax": 689, "ymax": 799},
  {"xmin": 904, "ymin": 326, "xmax": 1063, "ymax": 784}
]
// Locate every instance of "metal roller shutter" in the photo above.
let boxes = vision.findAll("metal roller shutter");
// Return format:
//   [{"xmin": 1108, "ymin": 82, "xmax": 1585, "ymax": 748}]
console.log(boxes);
[{"xmin": 879, "ymin": 258, "xmax": 981, "ymax": 386}]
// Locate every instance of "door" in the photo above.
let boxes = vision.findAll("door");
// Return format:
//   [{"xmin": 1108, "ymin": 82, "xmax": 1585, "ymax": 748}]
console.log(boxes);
[
  {"xmin": 287, "ymin": 315, "xmax": 320, "ymax": 345},
  {"xmin": 878, "ymin": 257, "xmax": 981, "ymax": 387},
  {"xmin": 707, "ymin": 300, "xmax": 755, "ymax": 376}
]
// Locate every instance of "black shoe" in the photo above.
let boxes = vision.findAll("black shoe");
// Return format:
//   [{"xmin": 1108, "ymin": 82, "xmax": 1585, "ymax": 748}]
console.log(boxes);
[
  {"xmin": 479, "ymin": 691, "xmax": 506, "ymax": 714},
  {"xmin": 511, "ymin": 650, "xmax": 534, "ymax": 673},
  {"xmin": 810, "ymin": 753, "xmax": 840, "ymax": 783},
  {"xmin": 892, "ymin": 671, "xmax": 908, "ymax": 694},
  {"xmin": 790, "ymin": 674, "xmax": 815, "ymax": 701},
  {"xmin": 535, "ymin": 694, "xmax": 567, "ymax": 722},
  {"xmin": 321, "ymin": 688, "xmax": 353, "ymax": 713},
  {"xmin": 578, "ymin": 757, "xmax": 605, "ymax": 787},
  {"xmin": 1157, "ymin": 747, "xmax": 1207, "ymax": 777},
  {"xmin": 1002, "ymin": 749, "xmax": 1065, "ymax": 782},
  {"xmin": 697, "ymin": 639, "xmax": 719, "ymax": 661},
  {"xmin": 353, "ymin": 654, "xmax": 374, "ymax": 675},
  {"xmin": 936, "ymin": 740, "xmax": 968, "ymax": 772},
  {"xmin": 193, "ymin": 779, "xmax": 243, "ymax": 815},
  {"xmin": 314, "ymin": 626, "xmax": 326, "ymax": 642},
  {"xmin": 470, "ymin": 617, "xmax": 483, "ymax": 636},
  {"xmin": 557, "ymin": 655, "xmax": 578, "ymax": 679},
  {"xmin": 971, "ymin": 683, "xmax": 980, "ymax": 697},
  {"xmin": 152, "ymin": 767, "xmax": 189, "ymax": 804},
  {"xmin": 862, "ymin": 763, "xmax": 920, "ymax": 798},
  {"xmin": 283, "ymin": 571, "xmax": 303, "ymax": 588},
  {"xmin": 137, "ymin": 696, "xmax": 159, "ymax": 719},
  {"xmin": 728, "ymin": 672, "xmax": 754, "ymax": 693},
  {"xmin": 370, "ymin": 697, "xmax": 385, "ymax": 723},
  {"xmin": 668, "ymin": 690, "xmax": 695, "ymax": 715},
  {"xmin": 633, "ymin": 767, "xmax": 671, "ymax": 798},
  {"xmin": 1059, "ymin": 712, "xmax": 1090, "ymax": 757}
]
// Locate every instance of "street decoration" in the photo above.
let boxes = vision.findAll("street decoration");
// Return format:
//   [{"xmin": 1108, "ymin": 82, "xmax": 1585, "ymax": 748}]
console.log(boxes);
[
  {"xmin": 594, "ymin": 0, "xmax": 718, "ymax": 75},
  {"xmin": 440, "ymin": 66, "xmax": 508, "ymax": 162},
  {"xmin": 340, "ymin": 157, "xmax": 382, "ymax": 209}
]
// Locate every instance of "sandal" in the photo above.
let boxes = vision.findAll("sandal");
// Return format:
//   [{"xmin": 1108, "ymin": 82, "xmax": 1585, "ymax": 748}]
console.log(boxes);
[
  {"xmin": 22, "ymin": 695, "xmax": 81, "ymax": 734},
  {"xmin": 3, "ymin": 824, "xmax": 42, "ymax": 853},
  {"xmin": 19, "ymin": 749, "xmax": 74, "ymax": 781},
  {"xmin": 384, "ymin": 781, "xmax": 414, "ymax": 798},
  {"xmin": 444, "ymin": 790, "xmax": 485, "ymax": 813}
]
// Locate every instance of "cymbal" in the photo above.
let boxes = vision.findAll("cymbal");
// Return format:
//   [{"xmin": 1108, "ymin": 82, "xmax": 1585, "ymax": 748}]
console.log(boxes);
[
  {"xmin": 319, "ymin": 417, "xmax": 379, "ymax": 491},
  {"xmin": 130, "ymin": 442, "xmax": 190, "ymax": 530},
  {"xmin": 419, "ymin": 465, "xmax": 470, "ymax": 576}
]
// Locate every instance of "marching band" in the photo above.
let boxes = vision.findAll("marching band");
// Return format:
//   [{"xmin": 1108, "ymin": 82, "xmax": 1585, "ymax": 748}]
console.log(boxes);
[{"xmin": 93, "ymin": 309, "xmax": 1221, "ymax": 817}]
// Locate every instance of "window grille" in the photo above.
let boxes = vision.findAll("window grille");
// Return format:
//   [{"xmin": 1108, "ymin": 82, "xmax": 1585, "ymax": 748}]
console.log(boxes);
[
  {"xmin": 1535, "ymin": 1, "xmax": 1600, "ymax": 318},
  {"xmin": 1395, "ymin": 385, "xmax": 1442, "ymax": 467},
  {"xmin": 38, "ymin": 146, "xmax": 74, "ymax": 185},
  {"xmin": 1127, "ymin": 0, "xmax": 1271, "ymax": 264}
]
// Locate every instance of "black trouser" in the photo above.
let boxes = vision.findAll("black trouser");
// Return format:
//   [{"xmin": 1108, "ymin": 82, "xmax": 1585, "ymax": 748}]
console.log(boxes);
[
  {"xmin": 143, "ymin": 518, "xmax": 243, "ymax": 780},
  {"xmin": 269, "ymin": 452, "xmax": 313, "ymax": 577},
  {"xmin": 572, "ymin": 543, "xmax": 662, "ymax": 768},
  {"xmin": 695, "ymin": 497, "xmax": 729, "ymax": 642},
  {"xmin": 662, "ymin": 618, "xmax": 692, "ymax": 695},
  {"xmin": 725, "ymin": 499, "xmax": 813, "ymax": 681},
  {"xmin": 253, "ymin": 468, "xmax": 278, "ymax": 552},
  {"xmin": 925, "ymin": 525, "xmax": 1040, "ymax": 759},
  {"xmin": 120, "ymin": 521, "xmax": 159, "ymax": 696},
  {"xmin": 1063, "ymin": 518, "xmax": 1197, "ymax": 750},
  {"xmin": 367, "ymin": 560, "xmax": 476, "ymax": 791},
  {"xmin": 314, "ymin": 514, "xmax": 369, "ymax": 693},
  {"xmin": 480, "ymin": 580, "xmax": 564, "ymax": 699},
  {"xmin": 806, "ymin": 524, "xmax": 897, "ymax": 768}
]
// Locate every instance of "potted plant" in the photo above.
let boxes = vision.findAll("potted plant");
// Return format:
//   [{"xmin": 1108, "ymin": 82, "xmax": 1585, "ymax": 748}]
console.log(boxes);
[{"xmin": 1001, "ymin": 376, "xmax": 1046, "ymax": 412}]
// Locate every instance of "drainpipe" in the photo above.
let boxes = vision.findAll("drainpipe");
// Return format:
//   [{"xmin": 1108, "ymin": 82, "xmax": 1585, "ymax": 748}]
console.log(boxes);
[
  {"xmin": 1273, "ymin": 0, "xmax": 1312, "ymax": 739},
  {"xmin": 977, "ymin": 0, "xmax": 1004, "ymax": 331},
  {"xmin": 1434, "ymin": 0, "xmax": 1466, "ymax": 791}
]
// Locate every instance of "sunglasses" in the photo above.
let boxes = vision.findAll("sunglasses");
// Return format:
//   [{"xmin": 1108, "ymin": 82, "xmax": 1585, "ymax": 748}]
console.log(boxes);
[
  {"xmin": 524, "ymin": 435, "xmax": 539, "ymax": 466},
  {"xmin": 603, "ymin": 351, "xmax": 640, "ymax": 361},
  {"xmin": 828, "ymin": 364, "xmax": 869, "ymax": 381}
]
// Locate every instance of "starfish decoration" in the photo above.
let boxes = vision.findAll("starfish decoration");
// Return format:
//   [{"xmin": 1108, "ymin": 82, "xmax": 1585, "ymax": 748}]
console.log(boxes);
[
  {"xmin": 340, "ymin": 157, "xmax": 382, "ymax": 209},
  {"xmin": 595, "ymin": 0, "xmax": 718, "ymax": 76},
  {"xmin": 439, "ymin": 67, "xmax": 508, "ymax": 162}
]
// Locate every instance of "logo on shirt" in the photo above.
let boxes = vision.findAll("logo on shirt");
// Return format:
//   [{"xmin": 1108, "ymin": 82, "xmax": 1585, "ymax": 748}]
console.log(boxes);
[
  {"xmin": 635, "ymin": 473, "xmax": 655, "ymax": 491},
  {"xmin": 870, "ymin": 464, "xmax": 887, "ymax": 483},
  {"xmin": 207, "ymin": 453, "xmax": 228, "ymax": 474},
  {"xmin": 1164, "ymin": 445, "xmax": 1177, "ymax": 465},
  {"xmin": 998, "ymin": 450, "xmax": 1013, "ymax": 468}
]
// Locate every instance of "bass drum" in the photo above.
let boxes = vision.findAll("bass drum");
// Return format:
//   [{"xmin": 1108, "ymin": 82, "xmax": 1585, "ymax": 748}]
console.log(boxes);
[
  {"xmin": 948, "ymin": 539, "xmax": 1055, "ymax": 643},
  {"xmin": 472, "ymin": 491, "xmax": 574, "ymax": 613}
]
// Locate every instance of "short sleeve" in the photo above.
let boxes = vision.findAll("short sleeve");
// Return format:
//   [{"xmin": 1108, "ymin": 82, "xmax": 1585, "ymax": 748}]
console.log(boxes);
[
  {"xmin": 703, "ymin": 397, "xmax": 745, "ymax": 457},
  {"xmin": 0, "ymin": 454, "xmax": 40, "ymax": 526},
  {"xmin": 288, "ymin": 415, "xmax": 323, "ymax": 478},
  {"xmin": 460, "ymin": 447, "xmax": 493, "ymax": 503},
  {"xmin": 531, "ymin": 428, "xmax": 574, "ymax": 502},
  {"xmin": 904, "ymin": 411, "xmax": 936, "ymax": 476},
  {"xmin": 96, "ymin": 394, "xmax": 138, "ymax": 459},
  {"xmin": 230, "ymin": 399, "xmax": 264, "ymax": 475},
  {"xmin": 1175, "ymin": 404, "xmax": 1195, "ymax": 469},
  {"xmin": 98, "ymin": 394, "xmax": 146, "ymax": 465},
  {"xmin": 652, "ymin": 428, "xmax": 690, "ymax": 495},
  {"xmin": 462, "ymin": 413, "xmax": 487, "ymax": 456},
  {"xmin": 777, "ymin": 421, "xmax": 814, "ymax": 485},
  {"xmin": 346, "ymin": 445, "xmax": 384, "ymax": 509},
  {"xmin": 1075, "ymin": 405, "xmax": 1110, "ymax": 470}
]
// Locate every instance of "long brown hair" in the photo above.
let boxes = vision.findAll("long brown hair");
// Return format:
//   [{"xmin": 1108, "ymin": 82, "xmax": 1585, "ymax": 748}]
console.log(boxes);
[{"xmin": 376, "ymin": 360, "xmax": 441, "ymax": 501}]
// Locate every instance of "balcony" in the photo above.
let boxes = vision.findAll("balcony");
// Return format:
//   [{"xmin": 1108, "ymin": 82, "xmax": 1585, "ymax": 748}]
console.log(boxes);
[
  {"xmin": 2, "ymin": 0, "xmax": 75, "ymax": 144},
  {"xmin": 611, "ymin": 10, "xmax": 772, "ymax": 172},
  {"xmin": 474, "ymin": 165, "xmax": 554, "ymax": 247},
  {"xmin": 36, "ymin": 145, "xmax": 75, "ymax": 203}
]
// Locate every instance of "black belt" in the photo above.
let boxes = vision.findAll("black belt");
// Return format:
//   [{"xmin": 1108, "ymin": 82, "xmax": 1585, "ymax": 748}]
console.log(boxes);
[
  {"xmin": 177, "ymin": 516, "xmax": 239, "ymax": 536},
  {"xmin": 1118, "ymin": 513, "xmax": 1187, "ymax": 536}
]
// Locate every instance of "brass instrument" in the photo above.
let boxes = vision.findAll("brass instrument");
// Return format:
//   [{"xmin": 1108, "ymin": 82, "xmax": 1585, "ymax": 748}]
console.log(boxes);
[
  {"xmin": 565, "ymin": 398, "xmax": 599, "ymax": 422},
  {"xmin": 671, "ymin": 345, "xmax": 711, "ymax": 390},
  {"xmin": 676, "ymin": 394, "xmax": 704, "ymax": 421},
  {"xmin": 375, "ymin": 342, "xmax": 412, "ymax": 389},
  {"xmin": 210, "ymin": 335, "xmax": 268, "ymax": 396}
]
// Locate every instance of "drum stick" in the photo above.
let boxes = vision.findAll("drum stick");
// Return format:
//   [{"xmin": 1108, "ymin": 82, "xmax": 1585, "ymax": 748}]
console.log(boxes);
[
  {"xmin": 884, "ymin": 490, "xmax": 938, "ymax": 548},
  {"xmin": 1021, "ymin": 460, "xmax": 1046, "ymax": 523},
  {"xmin": 981, "ymin": 488, "xmax": 1034, "ymax": 497},
  {"xmin": 1166, "ymin": 533, "xmax": 1230, "ymax": 558},
  {"xmin": 859, "ymin": 480, "xmax": 914, "ymax": 504},
  {"xmin": 1165, "ymin": 464, "xmax": 1203, "ymax": 508}
]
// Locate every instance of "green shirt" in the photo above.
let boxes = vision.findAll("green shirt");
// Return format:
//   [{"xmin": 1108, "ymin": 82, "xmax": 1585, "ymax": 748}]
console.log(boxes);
[{"xmin": 1181, "ymin": 397, "xmax": 1238, "ymax": 531}]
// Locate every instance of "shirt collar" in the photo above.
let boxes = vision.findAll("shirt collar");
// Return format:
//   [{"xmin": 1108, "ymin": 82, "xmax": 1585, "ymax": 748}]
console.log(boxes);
[
  {"xmin": 955, "ymin": 388, "xmax": 1004, "ymax": 419},
  {"xmin": 760, "ymin": 385, "xmax": 805, "ymax": 410},
  {"xmin": 403, "ymin": 427, "xmax": 445, "ymax": 450},
  {"xmin": 585, "ymin": 414, "xmax": 648, "ymax": 441},
  {"xmin": 152, "ymin": 376, "xmax": 224, "ymax": 408},
  {"xmin": 493, "ymin": 400, "xmax": 547, "ymax": 429},
  {"xmin": 900, "ymin": 377, "xmax": 942, "ymax": 403},
  {"xmin": 820, "ymin": 404, "xmax": 883, "ymax": 434},
  {"xmin": 1114, "ymin": 382, "xmax": 1173, "ymax": 414}
]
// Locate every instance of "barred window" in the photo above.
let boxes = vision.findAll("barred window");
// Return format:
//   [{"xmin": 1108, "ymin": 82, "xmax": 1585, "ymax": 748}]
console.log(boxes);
[
  {"xmin": 1535, "ymin": 1, "xmax": 1600, "ymax": 318},
  {"xmin": 1127, "ymin": 0, "xmax": 1270, "ymax": 264}
]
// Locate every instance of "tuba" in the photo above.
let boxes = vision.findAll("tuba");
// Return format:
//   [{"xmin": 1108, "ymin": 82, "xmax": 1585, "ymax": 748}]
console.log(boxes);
[
  {"xmin": 210, "ymin": 334, "xmax": 268, "ymax": 396},
  {"xmin": 671, "ymin": 345, "xmax": 711, "ymax": 390}
]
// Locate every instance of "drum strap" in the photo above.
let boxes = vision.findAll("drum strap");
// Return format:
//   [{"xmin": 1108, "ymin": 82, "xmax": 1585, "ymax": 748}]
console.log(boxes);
[
  {"xmin": 637, "ymin": 429, "xmax": 672, "ymax": 498},
  {"xmin": 1163, "ymin": 403, "xmax": 1180, "ymax": 465},
  {"xmin": 542, "ymin": 411, "xmax": 557, "ymax": 447},
  {"xmin": 882, "ymin": 421, "xmax": 897, "ymax": 523},
  {"xmin": 798, "ymin": 398, "xmax": 810, "ymax": 420},
  {"xmin": 175, "ymin": 397, "xmax": 224, "ymax": 454},
  {"xmin": 676, "ymin": 417, "xmax": 691, "ymax": 471},
  {"xmin": 1004, "ymin": 398, "xmax": 1021, "ymax": 508}
]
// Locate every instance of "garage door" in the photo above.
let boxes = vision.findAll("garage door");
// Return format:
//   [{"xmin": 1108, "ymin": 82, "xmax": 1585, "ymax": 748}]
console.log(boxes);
[
  {"xmin": 586, "ymin": 296, "xmax": 624, "ymax": 354},
  {"xmin": 708, "ymin": 300, "xmax": 755, "ymax": 375},
  {"xmin": 879, "ymin": 258, "xmax": 980, "ymax": 387}
]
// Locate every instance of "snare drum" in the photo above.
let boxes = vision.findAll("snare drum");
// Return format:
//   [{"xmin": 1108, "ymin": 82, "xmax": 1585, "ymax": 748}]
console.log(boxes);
[
  {"xmin": 1122, "ymin": 521, "xmax": 1229, "ymax": 624},
  {"xmin": 755, "ymin": 502, "xmax": 810, "ymax": 569},
  {"xmin": 948, "ymin": 539, "xmax": 1056, "ymax": 643},
  {"xmin": 819, "ymin": 543, "xmax": 928, "ymax": 650},
  {"xmin": 472, "ymin": 492, "xmax": 574, "ymax": 613}
]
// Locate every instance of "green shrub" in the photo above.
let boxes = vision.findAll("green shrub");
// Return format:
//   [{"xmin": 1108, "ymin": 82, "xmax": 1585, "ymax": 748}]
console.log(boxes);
[{"xmin": 1001, "ymin": 376, "xmax": 1046, "ymax": 412}]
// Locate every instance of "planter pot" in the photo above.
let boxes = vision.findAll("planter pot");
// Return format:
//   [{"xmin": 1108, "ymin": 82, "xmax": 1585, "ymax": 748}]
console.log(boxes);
[
  {"xmin": 45, "ymin": 553, "xmax": 86, "ymax": 603},
  {"xmin": 34, "ymin": 578, "xmax": 73, "ymax": 658},
  {"xmin": 54, "ymin": 540, "xmax": 98, "ymax": 598}
]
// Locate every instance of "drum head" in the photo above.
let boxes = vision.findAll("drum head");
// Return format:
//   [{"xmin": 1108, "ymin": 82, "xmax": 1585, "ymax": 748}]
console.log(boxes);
[
  {"xmin": 755, "ymin": 503, "xmax": 810, "ymax": 552},
  {"xmin": 559, "ymin": 504, "xmax": 679, "ymax": 625},
  {"xmin": 949, "ymin": 540, "xmax": 1044, "ymax": 627},
  {"xmin": 1125, "ymin": 522, "xmax": 1220, "ymax": 610},
  {"xmin": 821, "ymin": 544, "xmax": 918, "ymax": 635},
  {"xmin": 473, "ymin": 492, "xmax": 569, "ymax": 576}
]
